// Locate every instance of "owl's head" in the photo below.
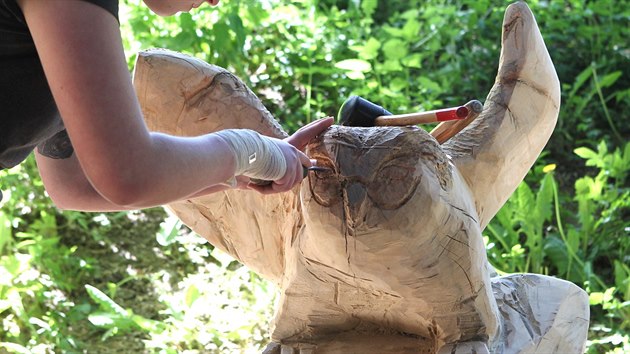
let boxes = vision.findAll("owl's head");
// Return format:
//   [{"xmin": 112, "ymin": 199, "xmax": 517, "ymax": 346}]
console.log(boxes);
[{"xmin": 303, "ymin": 125, "xmax": 454, "ymax": 235}]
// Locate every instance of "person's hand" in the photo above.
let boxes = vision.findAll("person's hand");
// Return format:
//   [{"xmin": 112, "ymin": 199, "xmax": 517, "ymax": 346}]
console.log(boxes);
[
  {"xmin": 249, "ymin": 117, "xmax": 333, "ymax": 194},
  {"xmin": 285, "ymin": 116, "xmax": 335, "ymax": 151}
]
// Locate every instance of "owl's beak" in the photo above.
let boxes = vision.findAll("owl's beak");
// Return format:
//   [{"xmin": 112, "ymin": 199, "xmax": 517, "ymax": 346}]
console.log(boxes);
[{"xmin": 344, "ymin": 182, "xmax": 367, "ymax": 228}]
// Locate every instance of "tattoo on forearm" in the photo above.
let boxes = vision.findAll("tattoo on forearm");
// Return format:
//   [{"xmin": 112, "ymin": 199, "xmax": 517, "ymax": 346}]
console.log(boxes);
[{"xmin": 37, "ymin": 130, "xmax": 74, "ymax": 159}]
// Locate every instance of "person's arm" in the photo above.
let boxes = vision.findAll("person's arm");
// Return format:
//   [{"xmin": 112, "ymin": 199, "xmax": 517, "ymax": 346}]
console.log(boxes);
[
  {"xmin": 35, "ymin": 151, "xmax": 236, "ymax": 211},
  {"xmin": 35, "ymin": 116, "xmax": 332, "ymax": 211},
  {"xmin": 19, "ymin": 0, "xmax": 328, "ymax": 210}
]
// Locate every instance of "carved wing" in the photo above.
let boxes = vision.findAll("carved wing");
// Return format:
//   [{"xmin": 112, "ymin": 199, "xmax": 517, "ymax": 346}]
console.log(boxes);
[{"xmin": 132, "ymin": 49, "xmax": 300, "ymax": 284}]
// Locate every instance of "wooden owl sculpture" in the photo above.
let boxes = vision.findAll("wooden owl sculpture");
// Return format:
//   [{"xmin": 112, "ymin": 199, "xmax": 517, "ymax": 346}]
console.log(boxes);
[{"xmin": 132, "ymin": 2, "xmax": 589, "ymax": 353}]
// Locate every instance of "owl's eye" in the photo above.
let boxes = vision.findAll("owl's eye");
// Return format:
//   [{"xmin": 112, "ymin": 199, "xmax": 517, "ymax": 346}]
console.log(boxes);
[
  {"xmin": 307, "ymin": 165, "xmax": 342, "ymax": 207},
  {"xmin": 368, "ymin": 158, "xmax": 419, "ymax": 210},
  {"xmin": 379, "ymin": 164, "xmax": 411, "ymax": 182},
  {"xmin": 312, "ymin": 168, "xmax": 336, "ymax": 180}
]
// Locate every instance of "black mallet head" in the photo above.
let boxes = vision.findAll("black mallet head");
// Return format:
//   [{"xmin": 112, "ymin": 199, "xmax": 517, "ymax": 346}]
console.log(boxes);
[{"xmin": 338, "ymin": 95, "xmax": 393, "ymax": 127}]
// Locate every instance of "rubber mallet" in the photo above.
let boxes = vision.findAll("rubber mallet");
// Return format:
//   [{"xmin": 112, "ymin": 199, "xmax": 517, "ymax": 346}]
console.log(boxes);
[{"xmin": 338, "ymin": 95, "xmax": 483, "ymax": 127}]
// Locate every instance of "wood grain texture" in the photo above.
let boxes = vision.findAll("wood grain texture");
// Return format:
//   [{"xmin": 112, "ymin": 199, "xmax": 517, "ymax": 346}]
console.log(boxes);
[
  {"xmin": 132, "ymin": 3, "xmax": 588, "ymax": 353},
  {"xmin": 133, "ymin": 49, "xmax": 295, "ymax": 284},
  {"xmin": 442, "ymin": 2, "xmax": 561, "ymax": 229}
]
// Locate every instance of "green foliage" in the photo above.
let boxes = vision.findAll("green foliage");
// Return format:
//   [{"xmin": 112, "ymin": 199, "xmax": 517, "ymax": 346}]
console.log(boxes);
[
  {"xmin": 0, "ymin": 158, "xmax": 92, "ymax": 352},
  {"xmin": 85, "ymin": 284, "xmax": 166, "ymax": 340},
  {"xmin": 485, "ymin": 142, "xmax": 630, "ymax": 353},
  {"xmin": 486, "ymin": 170, "xmax": 555, "ymax": 275},
  {"xmin": 0, "ymin": 157, "xmax": 272, "ymax": 352}
]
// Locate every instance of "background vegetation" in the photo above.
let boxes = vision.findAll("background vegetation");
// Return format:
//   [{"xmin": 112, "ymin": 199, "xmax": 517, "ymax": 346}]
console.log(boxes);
[{"xmin": 1, "ymin": 0, "xmax": 628, "ymax": 353}]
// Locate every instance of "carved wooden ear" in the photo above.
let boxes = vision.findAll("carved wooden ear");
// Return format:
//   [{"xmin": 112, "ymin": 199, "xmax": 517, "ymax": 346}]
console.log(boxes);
[
  {"xmin": 442, "ymin": 2, "xmax": 560, "ymax": 229},
  {"xmin": 132, "ymin": 49, "xmax": 295, "ymax": 285}
]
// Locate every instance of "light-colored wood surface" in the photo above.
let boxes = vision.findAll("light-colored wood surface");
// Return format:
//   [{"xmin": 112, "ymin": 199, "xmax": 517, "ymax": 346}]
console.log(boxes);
[
  {"xmin": 132, "ymin": 3, "xmax": 588, "ymax": 353},
  {"xmin": 442, "ymin": 2, "xmax": 561, "ymax": 229},
  {"xmin": 491, "ymin": 274, "xmax": 590, "ymax": 353},
  {"xmin": 133, "ymin": 50, "xmax": 295, "ymax": 285}
]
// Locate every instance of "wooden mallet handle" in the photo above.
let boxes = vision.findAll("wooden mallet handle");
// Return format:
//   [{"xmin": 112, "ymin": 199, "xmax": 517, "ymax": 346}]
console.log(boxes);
[{"xmin": 374, "ymin": 100, "xmax": 483, "ymax": 125}]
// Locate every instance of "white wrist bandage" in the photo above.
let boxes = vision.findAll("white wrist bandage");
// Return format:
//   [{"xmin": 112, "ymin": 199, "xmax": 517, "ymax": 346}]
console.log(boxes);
[{"xmin": 215, "ymin": 129, "xmax": 287, "ymax": 183}]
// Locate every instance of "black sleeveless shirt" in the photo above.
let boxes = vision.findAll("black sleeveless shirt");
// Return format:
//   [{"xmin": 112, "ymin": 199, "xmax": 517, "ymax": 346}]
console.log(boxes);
[{"xmin": 0, "ymin": 0, "xmax": 119, "ymax": 170}]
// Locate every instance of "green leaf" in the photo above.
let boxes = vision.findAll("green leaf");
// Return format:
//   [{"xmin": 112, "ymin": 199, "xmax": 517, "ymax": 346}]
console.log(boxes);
[
  {"xmin": 542, "ymin": 164, "xmax": 556, "ymax": 173},
  {"xmin": 334, "ymin": 59, "xmax": 372, "ymax": 72},
  {"xmin": 389, "ymin": 77, "xmax": 408, "ymax": 92},
  {"xmin": 574, "ymin": 147, "xmax": 597, "ymax": 160},
  {"xmin": 179, "ymin": 12, "xmax": 195, "ymax": 32},
  {"xmin": 568, "ymin": 66, "xmax": 592, "ymax": 98},
  {"xmin": 228, "ymin": 12, "xmax": 246, "ymax": 51},
  {"xmin": 0, "ymin": 211, "xmax": 11, "ymax": 254},
  {"xmin": 88, "ymin": 312, "xmax": 134, "ymax": 331},
  {"xmin": 382, "ymin": 25, "xmax": 405, "ymax": 38},
  {"xmin": 345, "ymin": 71, "xmax": 366, "ymax": 80},
  {"xmin": 417, "ymin": 76, "xmax": 441, "ymax": 93},
  {"xmin": 245, "ymin": 4, "xmax": 268, "ymax": 26},
  {"xmin": 402, "ymin": 19, "xmax": 421, "ymax": 40},
  {"xmin": 360, "ymin": 0, "xmax": 378, "ymax": 17},
  {"xmin": 88, "ymin": 313, "xmax": 116, "ymax": 327},
  {"xmin": 566, "ymin": 228, "xmax": 581, "ymax": 255},
  {"xmin": 212, "ymin": 22, "xmax": 232, "ymax": 54},
  {"xmin": 360, "ymin": 37, "xmax": 381, "ymax": 60},
  {"xmin": 0, "ymin": 342, "xmax": 31, "ymax": 354},
  {"xmin": 614, "ymin": 261, "xmax": 630, "ymax": 301},
  {"xmin": 185, "ymin": 284, "xmax": 201, "ymax": 308},
  {"xmin": 401, "ymin": 53, "xmax": 422, "ymax": 68},
  {"xmin": 378, "ymin": 60, "xmax": 403, "ymax": 72},
  {"xmin": 590, "ymin": 291, "xmax": 605, "ymax": 305},
  {"xmin": 597, "ymin": 140, "xmax": 609, "ymax": 156},
  {"xmin": 85, "ymin": 285, "xmax": 127, "ymax": 317},
  {"xmin": 156, "ymin": 215, "xmax": 180, "ymax": 246},
  {"xmin": 131, "ymin": 314, "xmax": 165, "ymax": 333},
  {"xmin": 544, "ymin": 235, "xmax": 569, "ymax": 274},
  {"xmin": 598, "ymin": 71, "xmax": 622, "ymax": 88},
  {"xmin": 536, "ymin": 173, "xmax": 554, "ymax": 222},
  {"xmin": 383, "ymin": 39, "xmax": 408, "ymax": 60}
]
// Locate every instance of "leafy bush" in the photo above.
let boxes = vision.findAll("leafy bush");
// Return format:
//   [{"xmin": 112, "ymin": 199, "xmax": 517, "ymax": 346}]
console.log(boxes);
[
  {"xmin": 485, "ymin": 142, "xmax": 630, "ymax": 353},
  {"xmin": 0, "ymin": 157, "xmax": 272, "ymax": 353}
]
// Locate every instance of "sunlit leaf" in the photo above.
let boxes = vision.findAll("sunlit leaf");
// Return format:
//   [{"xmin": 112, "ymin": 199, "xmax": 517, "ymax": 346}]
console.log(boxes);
[
  {"xmin": 389, "ymin": 77, "xmax": 408, "ymax": 92},
  {"xmin": 351, "ymin": 37, "xmax": 381, "ymax": 60},
  {"xmin": 417, "ymin": 76, "xmax": 441, "ymax": 93},
  {"xmin": 575, "ymin": 146, "xmax": 598, "ymax": 162},
  {"xmin": 542, "ymin": 164, "xmax": 556, "ymax": 173},
  {"xmin": 88, "ymin": 312, "xmax": 134, "ymax": 330},
  {"xmin": 378, "ymin": 60, "xmax": 403, "ymax": 72},
  {"xmin": 402, "ymin": 19, "xmax": 421, "ymax": 40},
  {"xmin": 360, "ymin": 0, "xmax": 377, "ymax": 17},
  {"xmin": 590, "ymin": 291, "xmax": 605, "ymax": 305},
  {"xmin": 156, "ymin": 214, "xmax": 181, "ymax": 246},
  {"xmin": 383, "ymin": 39, "xmax": 408, "ymax": 60},
  {"xmin": 185, "ymin": 284, "xmax": 201, "ymax": 308},
  {"xmin": 382, "ymin": 25, "xmax": 405, "ymax": 38},
  {"xmin": 131, "ymin": 314, "xmax": 165, "ymax": 332},
  {"xmin": 334, "ymin": 59, "xmax": 372, "ymax": 72},
  {"xmin": 598, "ymin": 71, "xmax": 622, "ymax": 88},
  {"xmin": 0, "ymin": 342, "xmax": 30, "ymax": 354},
  {"xmin": 85, "ymin": 285, "xmax": 127, "ymax": 317},
  {"xmin": 401, "ymin": 53, "xmax": 422, "ymax": 68}
]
